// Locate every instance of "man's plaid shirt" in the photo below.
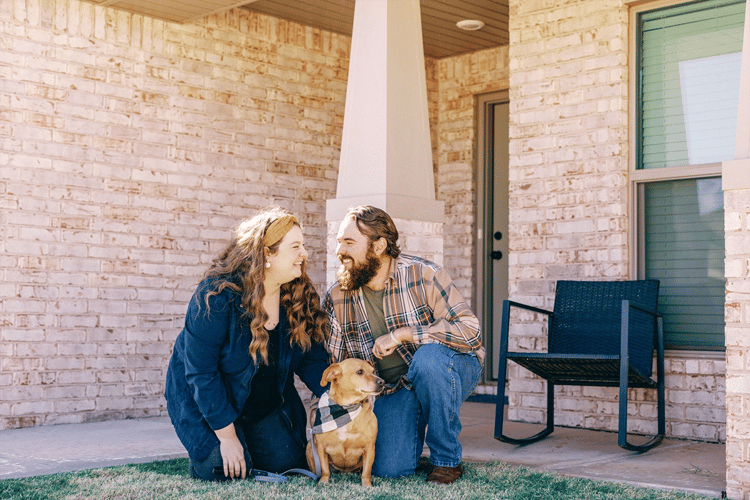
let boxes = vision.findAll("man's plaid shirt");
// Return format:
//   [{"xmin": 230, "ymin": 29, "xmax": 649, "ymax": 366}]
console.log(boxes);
[{"xmin": 324, "ymin": 254, "xmax": 485, "ymax": 395}]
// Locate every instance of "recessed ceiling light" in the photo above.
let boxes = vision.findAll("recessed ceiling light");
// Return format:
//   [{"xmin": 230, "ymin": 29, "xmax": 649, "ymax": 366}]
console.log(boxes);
[{"xmin": 456, "ymin": 19, "xmax": 485, "ymax": 31}]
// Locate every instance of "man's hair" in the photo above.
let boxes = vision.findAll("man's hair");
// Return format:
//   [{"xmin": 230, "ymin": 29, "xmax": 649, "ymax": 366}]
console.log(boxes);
[{"xmin": 345, "ymin": 205, "xmax": 401, "ymax": 259}]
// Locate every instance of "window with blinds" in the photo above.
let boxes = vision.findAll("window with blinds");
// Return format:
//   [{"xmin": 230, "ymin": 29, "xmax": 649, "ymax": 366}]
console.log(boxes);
[
  {"xmin": 643, "ymin": 178, "xmax": 725, "ymax": 350},
  {"xmin": 635, "ymin": 0, "xmax": 746, "ymax": 351},
  {"xmin": 639, "ymin": 0, "xmax": 744, "ymax": 170}
]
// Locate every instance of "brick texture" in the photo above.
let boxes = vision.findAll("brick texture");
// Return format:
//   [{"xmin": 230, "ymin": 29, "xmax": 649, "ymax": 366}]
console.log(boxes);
[
  {"xmin": 503, "ymin": 0, "xmax": 726, "ymax": 444},
  {"xmin": 437, "ymin": 46, "xmax": 510, "ymax": 298},
  {"xmin": 0, "ymin": 0, "xmax": 348, "ymax": 429},
  {"xmin": 0, "ymin": 0, "xmax": 464, "ymax": 430},
  {"xmin": 0, "ymin": 0, "xmax": 730, "ymax": 452},
  {"xmin": 725, "ymin": 188, "xmax": 750, "ymax": 499}
]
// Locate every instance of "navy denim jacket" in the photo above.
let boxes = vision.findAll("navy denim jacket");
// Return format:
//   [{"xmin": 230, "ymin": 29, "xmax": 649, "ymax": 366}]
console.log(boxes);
[{"xmin": 165, "ymin": 277, "xmax": 329, "ymax": 462}]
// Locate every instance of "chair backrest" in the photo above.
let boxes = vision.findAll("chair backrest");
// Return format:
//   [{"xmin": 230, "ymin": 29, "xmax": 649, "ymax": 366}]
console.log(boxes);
[{"xmin": 549, "ymin": 280, "xmax": 660, "ymax": 376}]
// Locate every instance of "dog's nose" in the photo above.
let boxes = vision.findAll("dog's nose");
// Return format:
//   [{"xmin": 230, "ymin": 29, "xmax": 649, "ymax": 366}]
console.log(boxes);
[{"xmin": 375, "ymin": 377, "xmax": 384, "ymax": 387}]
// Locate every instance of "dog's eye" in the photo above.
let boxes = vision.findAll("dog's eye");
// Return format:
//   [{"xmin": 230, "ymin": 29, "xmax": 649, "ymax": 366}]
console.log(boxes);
[{"xmin": 357, "ymin": 369, "xmax": 363, "ymax": 375}]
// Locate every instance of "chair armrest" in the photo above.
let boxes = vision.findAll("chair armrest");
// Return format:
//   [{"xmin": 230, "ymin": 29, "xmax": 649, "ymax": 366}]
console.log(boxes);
[
  {"xmin": 505, "ymin": 300, "xmax": 553, "ymax": 318},
  {"xmin": 500, "ymin": 301, "xmax": 553, "ymax": 359},
  {"xmin": 620, "ymin": 299, "xmax": 664, "ymax": 376},
  {"xmin": 623, "ymin": 300, "xmax": 662, "ymax": 319}
]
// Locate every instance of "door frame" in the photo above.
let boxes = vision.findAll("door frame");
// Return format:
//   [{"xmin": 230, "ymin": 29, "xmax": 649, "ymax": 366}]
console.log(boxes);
[{"xmin": 474, "ymin": 90, "xmax": 509, "ymax": 385}]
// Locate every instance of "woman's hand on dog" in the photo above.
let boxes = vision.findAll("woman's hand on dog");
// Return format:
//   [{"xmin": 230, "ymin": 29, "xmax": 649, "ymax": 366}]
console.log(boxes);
[
  {"xmin": 372, "ymin": 327, "xmax": 412, "ymax": 359},
  {"xmin": 215, "ymin": 423, "xmax": 247, "ymax": 479}
]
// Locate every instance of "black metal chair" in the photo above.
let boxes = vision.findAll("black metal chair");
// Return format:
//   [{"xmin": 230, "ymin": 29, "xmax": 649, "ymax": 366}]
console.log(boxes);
[{"xmin": 493, "ymin": 280, "xmax": 665, "ymax": 452}]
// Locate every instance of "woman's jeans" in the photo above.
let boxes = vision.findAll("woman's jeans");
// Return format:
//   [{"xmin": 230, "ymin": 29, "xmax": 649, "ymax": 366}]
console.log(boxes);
[
  {"xmin": 189, "ymin": 408, "xmax": 307, "ymax": 481},
  {"xmin": 372, "ymin": 344, "xmax": 482, "ymax": 478}
]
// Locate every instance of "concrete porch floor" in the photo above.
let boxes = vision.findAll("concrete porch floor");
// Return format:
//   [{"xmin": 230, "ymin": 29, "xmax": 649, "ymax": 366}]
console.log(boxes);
[
  {"xmin": 460, "ymin": 402, "xmax": 725, "ymax": 497},
  {"xmin": 0, "ymin": 401, "xmax": 725, "ymax": 497}
]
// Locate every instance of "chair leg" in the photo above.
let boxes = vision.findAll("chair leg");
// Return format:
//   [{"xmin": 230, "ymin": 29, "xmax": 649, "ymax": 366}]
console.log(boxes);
[
  {"xmin": 496, "ymin": 378, "xmax": 555, "ymax": 445},
  {"xmin": 618, "ymin": 387, "xmax": 664, "ymax": 452},
  {"xmin": 494, "ymin": 300, "xmax": 554, "ymax": 446},
  {"xmin": 657, "ymin": 317, "xmax": 665, "ymax": 437},
  {"xmin": 494, "ymin": 301, "xmax": 510, "ymax": 441},
  {"xmin": 493, "ymin": 352, "xmax": 508, "ymax": 440},
  {"xmin": 618, "ymin": 301, "xmax": 664, "ymax": 452},
  {"xmin": 617, "ymin": 358, "xmax": 633, "ymax": 450}
]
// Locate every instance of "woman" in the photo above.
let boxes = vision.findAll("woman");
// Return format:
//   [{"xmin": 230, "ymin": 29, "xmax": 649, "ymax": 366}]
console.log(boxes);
[{"xmin": 165, "ymin": 207, "xmax": 329, "ymax": 481}]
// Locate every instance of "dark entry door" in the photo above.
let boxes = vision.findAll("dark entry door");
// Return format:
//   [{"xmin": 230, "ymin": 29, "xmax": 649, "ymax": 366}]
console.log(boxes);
[{"xmin": 476, "ymin": 91, "xmax": 509, "ymax": 382}]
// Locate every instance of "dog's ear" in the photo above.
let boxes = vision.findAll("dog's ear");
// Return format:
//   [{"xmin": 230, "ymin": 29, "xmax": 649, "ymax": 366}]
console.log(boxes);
[{"xmin": 321, "ymin": 363, "xmax": 341, "ymax": 386}]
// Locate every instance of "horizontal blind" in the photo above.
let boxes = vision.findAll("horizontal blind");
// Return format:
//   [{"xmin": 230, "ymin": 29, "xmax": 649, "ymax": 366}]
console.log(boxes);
[
  {"xmin": 644, "ymin": 178, "xmax": 725, "ymax": 350},
  {"xmin": 639, "ymin": 0, "xmax": 744, "ymax": 169}
]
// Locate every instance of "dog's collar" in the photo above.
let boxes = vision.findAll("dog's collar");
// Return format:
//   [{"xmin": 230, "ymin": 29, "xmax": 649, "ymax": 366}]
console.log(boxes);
[{"xmin": 310, "ymin": 391, "xmax": 363, "ymax": 435}]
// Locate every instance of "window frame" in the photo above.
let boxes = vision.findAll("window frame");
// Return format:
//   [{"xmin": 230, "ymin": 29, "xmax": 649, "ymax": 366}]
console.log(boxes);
[{"xmin": 628, "ymin": 0, "xmax": 736, "ymax": 352}]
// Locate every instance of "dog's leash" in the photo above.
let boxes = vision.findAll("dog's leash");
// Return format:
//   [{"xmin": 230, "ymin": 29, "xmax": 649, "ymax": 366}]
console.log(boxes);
[
  {"xmin": 306, "ymin": 426, "xmax": 323, "ymax": 478},
  {"xmin": 306, "ymin": 395, "xmax": 324, "ymax": 479},
  {"xmin": 252, "ymin": 468, "xmax": 318, "ymax": 482},
  {"xmin": 213, "ymin": 466, "xmax": 317, "ymax": 483},
  {"xmin": 209, "ymin": 395, "xmax": 331, "ymax": 484}
]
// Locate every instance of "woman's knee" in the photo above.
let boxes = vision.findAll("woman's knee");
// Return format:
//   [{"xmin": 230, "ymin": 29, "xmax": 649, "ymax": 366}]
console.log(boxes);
[
  {"xmin": 242, "ymin": 410, "xmax": 306, "ymax": 472},
  {"xmin": 188, "ymin": 444, "xmax": 224, "ymax": 481}
]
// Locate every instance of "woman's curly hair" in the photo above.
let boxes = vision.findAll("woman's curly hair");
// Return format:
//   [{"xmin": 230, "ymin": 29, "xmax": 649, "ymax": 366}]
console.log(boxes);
[{"xmin": 201, "ymin": 206, "xmax": 328, "ymax": 364}]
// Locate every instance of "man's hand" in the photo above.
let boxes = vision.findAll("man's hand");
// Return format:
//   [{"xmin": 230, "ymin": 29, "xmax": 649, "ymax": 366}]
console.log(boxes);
[
  {"xmin": 372, "ymin": 326, "xmax": 412, "ymax": 359},
  {"xmin": 215, "ymin": 423, "xmax": 247, "ymax": 479}
]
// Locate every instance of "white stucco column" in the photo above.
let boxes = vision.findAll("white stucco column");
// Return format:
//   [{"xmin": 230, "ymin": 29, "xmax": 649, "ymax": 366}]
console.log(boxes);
[
  {"xmin": 722, "ymin": 1, "xmax": 750, "ymax": 189},
  {"xmin": 722, "ymin": 1, "xmax": 750, "ymax": 498},
  {"xmin": 326, "ymin": 0, "xmax": 444, "ymax": 224},
  {"xmin": 326, "ymin": 0, "xmax": 444, "ymax": 283}
]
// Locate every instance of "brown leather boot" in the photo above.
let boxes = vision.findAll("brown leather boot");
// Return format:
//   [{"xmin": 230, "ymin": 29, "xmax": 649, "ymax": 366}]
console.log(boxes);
[{"xmin": 427, "ymin": 464, "xmax": 463, "ymax": 485}]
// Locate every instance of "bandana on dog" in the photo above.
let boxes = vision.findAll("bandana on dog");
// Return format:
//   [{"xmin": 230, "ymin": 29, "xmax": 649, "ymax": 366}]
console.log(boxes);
[{"xmin": 310, "ymin": 391, "xmax": 362, "ymax": 435}]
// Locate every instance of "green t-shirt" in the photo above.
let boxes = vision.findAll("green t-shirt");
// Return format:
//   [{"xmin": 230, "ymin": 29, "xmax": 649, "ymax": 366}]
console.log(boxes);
[{"xmin": 361, "ymin": 286, "xmax": 408, "ymax": 384}]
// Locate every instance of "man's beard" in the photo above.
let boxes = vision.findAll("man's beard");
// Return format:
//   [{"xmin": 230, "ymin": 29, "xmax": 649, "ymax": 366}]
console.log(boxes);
[{"xmin": 337, "ymin": 246, "xmax": 382, "ymax": 291}]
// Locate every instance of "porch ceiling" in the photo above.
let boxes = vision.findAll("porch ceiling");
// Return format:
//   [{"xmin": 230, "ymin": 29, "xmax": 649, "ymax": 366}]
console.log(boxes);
[{"xmin": 85, "ymin": 0, "xmax": 509, "ymax": 58}]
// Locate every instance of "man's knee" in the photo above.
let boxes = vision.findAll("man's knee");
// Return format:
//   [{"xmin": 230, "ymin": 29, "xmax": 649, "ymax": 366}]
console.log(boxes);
[
  {"xmin": 372, "ymin": 389, "xmax": 421, "ymax": 478},
  {"xmin": 408, "ymin": 344, "xmax": 453, "ymax": 381}
]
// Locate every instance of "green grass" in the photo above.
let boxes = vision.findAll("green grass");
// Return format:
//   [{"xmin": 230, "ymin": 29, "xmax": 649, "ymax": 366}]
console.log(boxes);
[{"xmin": 0, "ymin": 458, "xmax": 718, "ymax": 500}]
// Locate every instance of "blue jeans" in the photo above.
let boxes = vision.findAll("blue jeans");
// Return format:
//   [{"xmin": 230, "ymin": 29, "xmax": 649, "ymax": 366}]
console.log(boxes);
[
  {"xmin": 371, "ymin": 344, "xmax": 482, "ymax": 478},
  {"xmin": 189, "ymin": 408, "xmax": 307, "ymax": 481}
]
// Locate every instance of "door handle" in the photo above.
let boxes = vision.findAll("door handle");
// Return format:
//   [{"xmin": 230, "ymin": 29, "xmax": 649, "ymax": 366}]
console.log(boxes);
[{"xmin": 490, "ymin": 250, "xmax": 503, "ymax": 260}]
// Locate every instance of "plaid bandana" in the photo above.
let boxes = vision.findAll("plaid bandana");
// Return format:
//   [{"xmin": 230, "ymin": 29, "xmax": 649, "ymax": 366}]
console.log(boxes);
[{"xmin": 310, "ymin": 391, "xmax": 362, "ymax": 435}]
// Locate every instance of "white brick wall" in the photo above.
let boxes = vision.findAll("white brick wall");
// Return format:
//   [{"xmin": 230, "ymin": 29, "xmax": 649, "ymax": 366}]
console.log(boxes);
[
  {"xmin": 725, "ymin": 188, "xmax": 750, "ymax": 499},
  {"xmin": 0, "ymin": 0, "xmax": 461, "ymax": 431},
  {"xmin": 0, "ymin": 0, "xmax": 731, "ymax": 448},
  {"xmin": 0, "ymin": 0, "xmax": 348, "ymax": 429},
  {"xmin": 504, "ymin": 0, "xmax": 726, "ymax": 444},
  {"xmin": 436, "ymin": 46, "xmax": 510, "ymax": 300}
]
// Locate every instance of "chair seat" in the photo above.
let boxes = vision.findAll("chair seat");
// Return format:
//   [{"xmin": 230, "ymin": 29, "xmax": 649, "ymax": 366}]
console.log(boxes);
[{"xmin": 507, "ymin": 353, "xmax": 658, "ymax": 388}]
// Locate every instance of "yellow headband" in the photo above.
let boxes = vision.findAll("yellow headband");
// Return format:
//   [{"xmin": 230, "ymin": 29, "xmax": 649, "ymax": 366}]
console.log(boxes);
[{"xmin": 263, "ymin": 214, "xmax": 298, "ymax": 247}]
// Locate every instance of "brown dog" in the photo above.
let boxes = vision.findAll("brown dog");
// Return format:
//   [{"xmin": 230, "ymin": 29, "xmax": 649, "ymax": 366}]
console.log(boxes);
[{"xmin": 306, "ymin": 358, "xmax": 384, "ymax": 486}]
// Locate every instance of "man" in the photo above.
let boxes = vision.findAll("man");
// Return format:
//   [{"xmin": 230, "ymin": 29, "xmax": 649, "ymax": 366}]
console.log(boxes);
[{"xmin": 323, "ymin": 205, "xmax": 484, "ymax": 485}]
